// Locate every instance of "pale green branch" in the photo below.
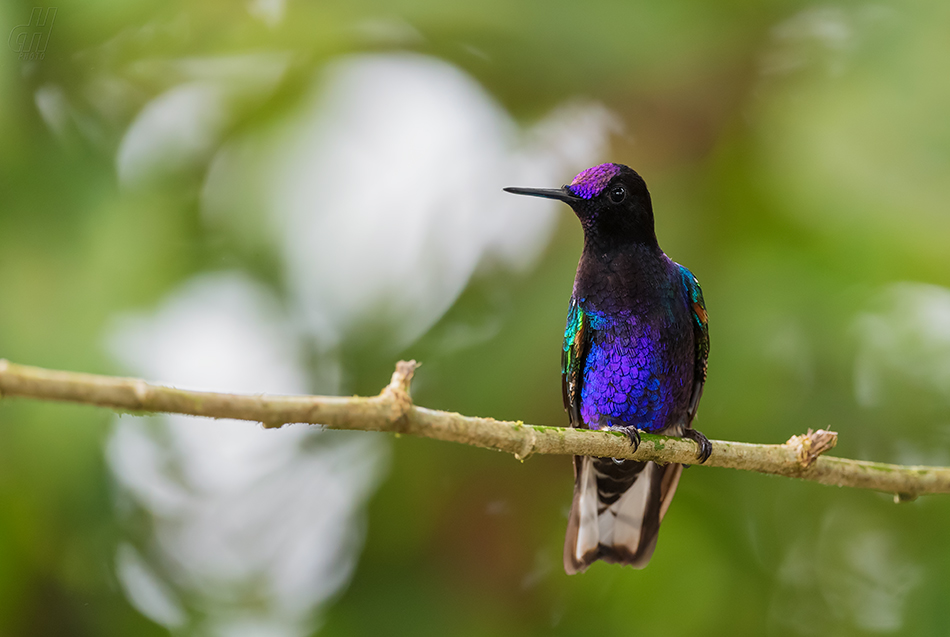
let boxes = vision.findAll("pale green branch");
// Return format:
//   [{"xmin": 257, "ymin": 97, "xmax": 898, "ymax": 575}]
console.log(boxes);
[{"xmin": 0, "ymin": 358, "xmax": 945, "ymax": 500}]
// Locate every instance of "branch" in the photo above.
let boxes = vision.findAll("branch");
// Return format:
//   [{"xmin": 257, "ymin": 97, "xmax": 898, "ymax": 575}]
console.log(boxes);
[{"xmin": 1, "ymin": 358, "xmax": 945, "ymax": 500}]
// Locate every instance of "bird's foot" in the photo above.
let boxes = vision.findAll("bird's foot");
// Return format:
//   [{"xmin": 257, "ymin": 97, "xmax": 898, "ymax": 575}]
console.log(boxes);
[
  {"xmin": 682, "ymin": 428, "xmax": 712, "ymax": 464},
  {"xmin": 605, "ymin": 418, "xmax": 641, "ymax": 452}
]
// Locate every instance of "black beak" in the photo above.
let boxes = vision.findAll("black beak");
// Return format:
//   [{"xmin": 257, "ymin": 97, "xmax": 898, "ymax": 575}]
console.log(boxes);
[{"xmin": 503, "ymin": 186, "xmax": 581, "ymax": 204}]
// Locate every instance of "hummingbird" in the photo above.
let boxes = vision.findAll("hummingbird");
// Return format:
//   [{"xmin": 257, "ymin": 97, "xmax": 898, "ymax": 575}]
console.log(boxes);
[{"xmin": 505, "ymin": 163, "xmax": 710, "ymax": 574}]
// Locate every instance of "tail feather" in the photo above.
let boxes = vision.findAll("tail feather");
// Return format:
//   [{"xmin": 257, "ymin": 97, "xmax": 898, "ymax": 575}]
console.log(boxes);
[{"xmin": 564, "ymin": 456, "xmax": 682, "ymax": 574}]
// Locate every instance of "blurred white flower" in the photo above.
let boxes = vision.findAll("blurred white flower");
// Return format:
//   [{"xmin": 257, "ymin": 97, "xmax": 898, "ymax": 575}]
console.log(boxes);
[
  {"xmin": 352, "ymin": 17, "xmax": 423, "ymax": 46},
  {"xmin": 761, "ymin": 5, "xmax": 898, "ymax": 77},
  {"xmin": 116, "ymin": 54, "xmax": 291, "ymax": 187},
  {"xmin": 761, "ymin": 6, "xmax": 854, "ymax": 77},
  {"xmin": 34, "ymin": 83, "xmax": 71, "ymax": 140},
  {"xmin": 106, "ymin": 272, "xmax": 386, "ymax": 636},
  {"xmin": 109, "ymin": 53, "xmax": 616, "ymax": 634},
  {"xmin": 203, "ymin": 53, "xmax": 618, "ymax": 350},
  {"xmin": 854, "ymin": 282, "xmax": 950, "ymax": 408},
  {"xmin": 116, "ymin": 543, "xmax": 187, "ymax": 630},
  {"xmin": 117, "ymin": 82, "xmax": 231, "ymax": 186},
  {"xmin": 247, "ymin": 0, "xmax": 285, "ymax": 28}
]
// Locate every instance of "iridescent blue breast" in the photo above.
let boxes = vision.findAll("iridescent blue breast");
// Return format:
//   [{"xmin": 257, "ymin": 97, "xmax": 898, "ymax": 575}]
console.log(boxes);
[{"xmin": 579, "ymin": 308, "xmax": 690, "ymax": 433}]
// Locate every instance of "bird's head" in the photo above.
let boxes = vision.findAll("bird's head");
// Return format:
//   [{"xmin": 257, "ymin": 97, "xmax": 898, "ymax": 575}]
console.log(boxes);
[{"xmin": 505, "ymin": 163, "xmax": 657, "ymax": 250}]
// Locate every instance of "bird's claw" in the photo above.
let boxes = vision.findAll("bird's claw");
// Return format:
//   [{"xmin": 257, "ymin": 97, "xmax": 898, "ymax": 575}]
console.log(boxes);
[
  {"xmin": 682, "ymin": 428, "xmax": 712, "ymax": 464},
  {"xmin": 606, "ymin": 418, "xmax": 641, "ymax": 452},
  {"xmin": 621, "ymin": 426, "xmax": 641, "ymax": 450}
]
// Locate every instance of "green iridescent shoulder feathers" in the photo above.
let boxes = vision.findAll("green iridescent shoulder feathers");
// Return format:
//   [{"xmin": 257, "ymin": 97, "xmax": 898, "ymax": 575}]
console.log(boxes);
[{"xmin": 561, "ymin": 296, "xmax": 589, "ymax": 428}]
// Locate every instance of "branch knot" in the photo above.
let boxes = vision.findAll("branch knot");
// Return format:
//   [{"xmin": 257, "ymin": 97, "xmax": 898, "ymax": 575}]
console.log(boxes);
[
  {"xmin": 786, "ymin": 428, "xmax": 838, "ymax": 468},
  {"xmin": 380, "ymin": 360, "xmax": 419, "ymax": 429},
  {"xmin": 513, "ymin": 423, "xmax": 537, "ymax": 462}
]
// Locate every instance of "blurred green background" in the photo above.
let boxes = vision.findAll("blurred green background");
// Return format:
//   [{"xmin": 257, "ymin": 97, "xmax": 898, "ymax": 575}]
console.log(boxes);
[{"xmin": 3, "ymin": 0, "xmax": 950, "ymax": 635}]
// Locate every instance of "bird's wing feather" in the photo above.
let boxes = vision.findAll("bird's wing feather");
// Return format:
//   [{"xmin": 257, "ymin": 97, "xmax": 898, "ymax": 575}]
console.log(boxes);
[
  {"xmin": 679, "ymin": 266, "xmax": 709, "ymax": 424},
  {"xmin": 561, "ymin": 295, "xmax": 589, "ymax": 429}
]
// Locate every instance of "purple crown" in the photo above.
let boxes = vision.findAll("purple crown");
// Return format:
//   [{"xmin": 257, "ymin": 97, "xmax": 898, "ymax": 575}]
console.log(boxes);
[{"xmin": 567, "ymin": 163, "xmax": 622, "ymax": 199}]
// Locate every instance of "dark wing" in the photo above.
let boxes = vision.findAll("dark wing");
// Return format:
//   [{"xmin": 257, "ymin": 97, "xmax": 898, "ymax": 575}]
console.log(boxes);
[
  {"xmin": 679, "ymin": 266, "xmax": 709, "ymax": 424},
  {"xmin": 561, "ymin": 295, "xmax": 589, "ymax": 429}
]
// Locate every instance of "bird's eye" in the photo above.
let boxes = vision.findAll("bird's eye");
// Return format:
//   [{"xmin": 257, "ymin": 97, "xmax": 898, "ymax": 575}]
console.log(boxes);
[{"xmin": 608, "ymin": 185, "xmax": 626, "ymax": 204}]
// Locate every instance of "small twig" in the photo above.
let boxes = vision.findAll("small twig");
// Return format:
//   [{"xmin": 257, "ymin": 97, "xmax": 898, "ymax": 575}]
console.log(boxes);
[{"xmin": 1, "ymin": 358, "xmax": 948, "ymax": 499}]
